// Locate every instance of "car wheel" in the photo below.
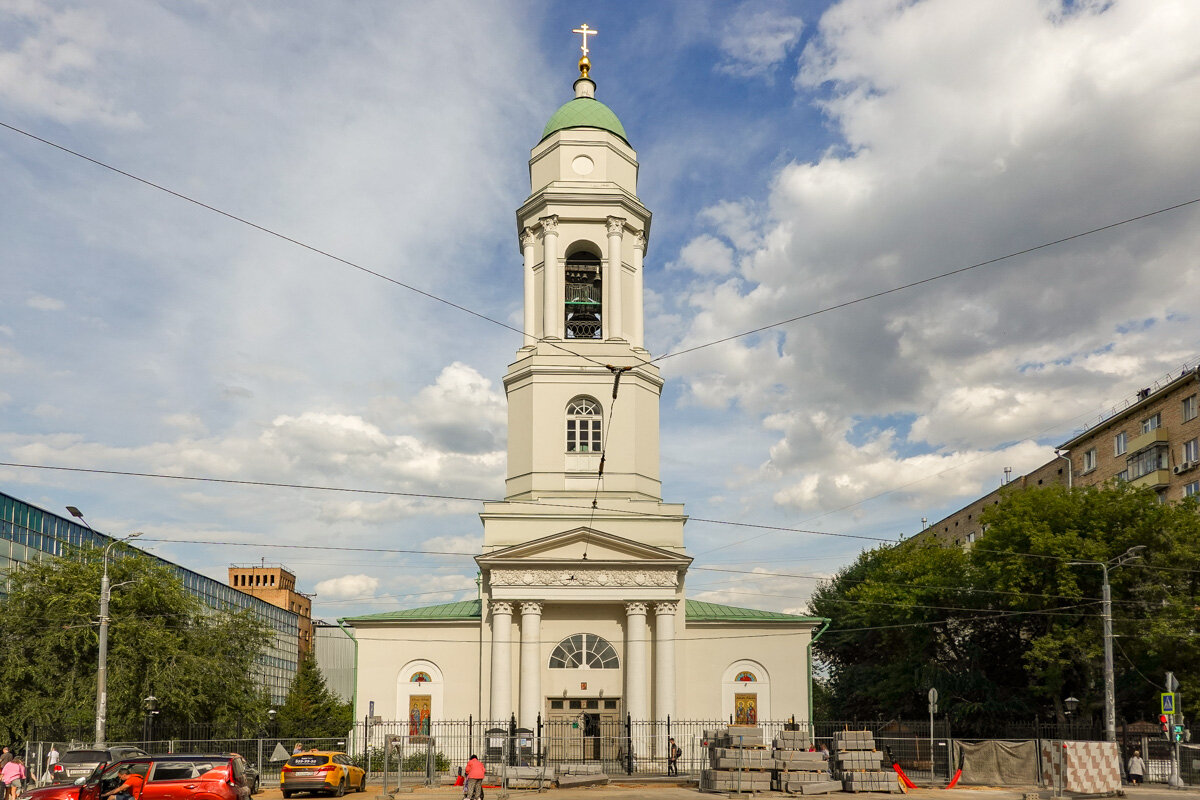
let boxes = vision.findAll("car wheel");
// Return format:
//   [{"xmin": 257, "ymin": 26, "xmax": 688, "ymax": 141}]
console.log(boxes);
[
  {"xmin": 251, "ymin": 776, "xmax": 259, "ymax": 795},
  {"xmin": 282, "ymin": 791, "xmax": 292, "ymax": 799},
  {"xmin": 358, "ymin": 775, "xmax": 367, "ymax": 792},
  {"xmin": 333, "ymin": 777, "xmax": 347, "ymax": 797}
]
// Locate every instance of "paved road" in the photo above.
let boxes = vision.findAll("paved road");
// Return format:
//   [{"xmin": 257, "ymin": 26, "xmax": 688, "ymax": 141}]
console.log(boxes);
[{"xmin": 251, "ymin": 782, "xmax": 1200, "ymax": 800}]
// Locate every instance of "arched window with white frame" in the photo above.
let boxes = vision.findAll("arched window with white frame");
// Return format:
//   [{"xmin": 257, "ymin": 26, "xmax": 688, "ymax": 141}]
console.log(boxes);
[{"xmin": 566, "ymin": 396, "xmax": 602, "ymax": 454}]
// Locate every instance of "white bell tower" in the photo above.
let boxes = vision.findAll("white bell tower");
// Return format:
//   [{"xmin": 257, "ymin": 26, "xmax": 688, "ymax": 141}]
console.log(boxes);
[{"xmin": 481, "ymin": 46, "xmax": 686, "ymax": 553}]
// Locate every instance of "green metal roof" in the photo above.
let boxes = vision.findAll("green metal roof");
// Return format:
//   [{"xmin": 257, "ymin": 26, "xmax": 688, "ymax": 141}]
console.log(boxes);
[
  {"xmin": 542, "ymin": 98, "xmax": 629, "ymax": 144},
  {"xmin": 343, "ymin": 599, "xmax": 481, "ymax": 623},
  {"xmin": 685, "ymin": 599, "xmax": 823, "ymax": 623},
  {"xmin": 343, "ymin": 598, "xmax": 821, "ymax": 624}
]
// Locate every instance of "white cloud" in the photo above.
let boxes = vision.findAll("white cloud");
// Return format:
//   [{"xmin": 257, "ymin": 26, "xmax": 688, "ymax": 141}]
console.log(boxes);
[
  {"xmin": 423, "ymin": 534, "xmax": 483, "ymax": 555},
  {"xmin": 666, "ymin": 0, "xmax": 1200, "ymax": 521},
  {"xmin": 0, "ymin": 3, "xmax": 139, "ymax": 126},
  {"xmin": 25, "ymin": 294, "xmax": 64, "ymax": 311},
  {"xmin": 716, "ymin": 7, "xmax": 805, "ymax": 80},
  {"xmin": 669, "ymin": 234, "xmax": 735, "ymax": 275},
  {"xmin": 315, "ymin": 573, "xmax": 380, "ymax": 600}
]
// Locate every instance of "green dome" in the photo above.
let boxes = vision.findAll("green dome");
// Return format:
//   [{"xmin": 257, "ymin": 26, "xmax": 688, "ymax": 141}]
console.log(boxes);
[{"xmin": 541, "ymin": 97, "xmax": 629, "ymax": 144}]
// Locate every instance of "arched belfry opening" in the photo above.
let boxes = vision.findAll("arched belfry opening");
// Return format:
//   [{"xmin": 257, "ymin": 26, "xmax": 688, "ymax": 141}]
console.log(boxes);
[{"xmin": 564, "ymin": 248, "xmax": 602, "ymax": 339}]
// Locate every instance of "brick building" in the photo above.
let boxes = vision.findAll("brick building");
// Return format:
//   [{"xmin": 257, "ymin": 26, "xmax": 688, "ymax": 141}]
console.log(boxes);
[
  {"xmin": 919, "ymin": 361, "xmax": 1200, "ymax": 547},
  {"xmin": 228, "ymin": 563, "xmax": 314, "ymax": 658}
]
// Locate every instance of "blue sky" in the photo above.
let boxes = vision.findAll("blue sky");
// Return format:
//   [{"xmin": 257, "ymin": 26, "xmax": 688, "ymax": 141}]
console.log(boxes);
[{"xmin": 3, "ymin": 0, "xmax": 1200, "ymax": 619}]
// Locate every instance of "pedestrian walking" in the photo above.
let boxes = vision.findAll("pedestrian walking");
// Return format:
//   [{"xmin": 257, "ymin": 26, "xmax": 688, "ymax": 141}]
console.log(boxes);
[
  {"xmin": 2, "ymin": 756, "xmax": 27, "ymax": 800},
  {"xmin": 464, "ymin": 754, "xmax": 486, "ymax": 800},
  {"xmin": 1127, "ymin": 750, "xmax": 1145, "ymax": 785},
  {"xmin": 667, "ymin": 737, "xmax": 680, "ymax": 776}
]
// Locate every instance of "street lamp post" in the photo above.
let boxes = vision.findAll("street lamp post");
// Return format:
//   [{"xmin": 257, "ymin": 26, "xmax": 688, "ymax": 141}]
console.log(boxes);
[
  {"xmin": 67, "ymin": 506, "xmax": 142, "ymax": 747},
  {"xmin": 1067, "ymin": 546, "xmax": 1145, "ymax": 743},
  {"xmin": 143, "ymin": 695, "xmax": 158, "ymax": 744}
]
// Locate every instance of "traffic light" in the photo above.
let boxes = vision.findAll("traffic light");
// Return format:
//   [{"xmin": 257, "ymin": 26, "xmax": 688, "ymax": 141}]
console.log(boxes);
[
  {"xmin": 1160, "ymin": 714, "xmax": 1171, "ymax": 740},
  {"xmin": 1173, "ymin": 724, "xmax": 1186, "ymax": 743}
]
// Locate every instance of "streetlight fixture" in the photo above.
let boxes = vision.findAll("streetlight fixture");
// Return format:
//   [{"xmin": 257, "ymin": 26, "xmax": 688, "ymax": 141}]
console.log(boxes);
[
  {"xmin": 1064, "ymin": 696, "xmax": 1079, "ymax": 716},
  {"xmin": 143, "ymin": 695, "xmax": 158, "ymax": 743},
  {"xmin": 1067, "ymin": 545, "xmax": 1145, "ymax": 743},
  {"xmin": 67, "ymin": 506, "xmax": 143, "ymax": 747}
]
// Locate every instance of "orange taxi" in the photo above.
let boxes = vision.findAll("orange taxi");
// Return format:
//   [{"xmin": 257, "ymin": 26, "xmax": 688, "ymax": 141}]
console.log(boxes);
[{"xmin": 279, "ymin": 751, "xmax": 366, "ymax": 797}]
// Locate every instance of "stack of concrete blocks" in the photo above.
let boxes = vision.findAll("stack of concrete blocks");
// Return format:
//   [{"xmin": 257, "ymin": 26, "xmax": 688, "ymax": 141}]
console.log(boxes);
[
  {"xmin": 772, "ymin": 729, "xmax": 841, "ymax": 795},
  {"xmin": 555, "ymin": 763, "xmax": 609, "ymax": 788},
  {"xmin": 700, "ymin": 726, "xmax": 773, "ymax": 793},
  {"xmin": 834, "ymin": 731, "xmax": 898, "ymax": 793}
]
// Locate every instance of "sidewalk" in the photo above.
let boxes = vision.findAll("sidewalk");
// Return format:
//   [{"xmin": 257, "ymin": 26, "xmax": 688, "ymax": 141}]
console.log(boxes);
[{"xmin": 253, "ymin": 781, "xmax": 1200, "ymax": 800}]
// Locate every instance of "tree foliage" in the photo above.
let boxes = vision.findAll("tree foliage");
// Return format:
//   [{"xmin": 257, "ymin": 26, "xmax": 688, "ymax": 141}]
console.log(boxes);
[
  {"xmin": 276, "ymin": 653, "xmax": 352, "ymax": 738},
  {"xmin": 810, "ymin": 484, "xmax": 1200, "ymax": 732},
  {"xmin": 0, "ymin": 547, "xmax": 272, "ymax": 742}
]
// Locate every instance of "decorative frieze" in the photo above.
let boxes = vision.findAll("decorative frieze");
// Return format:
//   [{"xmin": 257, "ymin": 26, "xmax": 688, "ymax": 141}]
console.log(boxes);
[{"xmin": 490, "ymin": 569, "xmax": 677, "ymax": 588}]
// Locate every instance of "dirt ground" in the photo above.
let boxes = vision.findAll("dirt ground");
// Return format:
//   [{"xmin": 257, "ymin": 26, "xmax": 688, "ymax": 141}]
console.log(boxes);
[{"xmin": 251, "ymin": 782, "xmax": 1200, "ymax": 800}]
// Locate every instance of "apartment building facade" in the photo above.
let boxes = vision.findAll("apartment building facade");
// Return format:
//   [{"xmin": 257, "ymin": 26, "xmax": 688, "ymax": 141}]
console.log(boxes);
[{"xmin": 918, "ymin": 363, "xmax": 1200, "ymax": 548}]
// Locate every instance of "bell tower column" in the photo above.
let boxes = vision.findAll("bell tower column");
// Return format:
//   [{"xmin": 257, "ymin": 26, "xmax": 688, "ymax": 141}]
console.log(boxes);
[
  {"xmin": 540, "ymin": 216, "xmax": 561, "ymax": 339},
  {"xmin": 521, "ymin": 228, "xmax": 536, "ymax": 344},
  {"xmin": 605, "ymin": 216, "xmax": 625, "ymax": 340},
  {"xmin": 631, "ymin": 231, "xmax": 646, "ymax": 349}
]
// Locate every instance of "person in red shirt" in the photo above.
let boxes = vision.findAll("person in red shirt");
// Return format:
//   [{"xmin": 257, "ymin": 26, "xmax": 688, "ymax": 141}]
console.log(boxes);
[
  {"xmin": 102, "ymin": 766, "xmax": 144, "ymax": 800},
  {"xmin": 464, "ymin": 755, "xmax": 486, "ymax": 800}
]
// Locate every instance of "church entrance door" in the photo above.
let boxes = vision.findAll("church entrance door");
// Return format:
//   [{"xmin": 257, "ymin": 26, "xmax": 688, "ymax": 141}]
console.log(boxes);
[{"xmin": 545, "ymin": 699, "xmax": 621, "ymax": 764}]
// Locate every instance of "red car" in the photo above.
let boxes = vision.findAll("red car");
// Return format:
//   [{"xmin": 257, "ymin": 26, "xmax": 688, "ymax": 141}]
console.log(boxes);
[{"xmin": 22, "ymin": 754, "xmax": 253, "ymax": 800}]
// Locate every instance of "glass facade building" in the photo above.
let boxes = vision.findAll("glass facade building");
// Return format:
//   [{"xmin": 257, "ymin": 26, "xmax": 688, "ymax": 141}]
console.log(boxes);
[{"xmin": 0, "ymin": 490, "xmax": 298, "ymax": 704}]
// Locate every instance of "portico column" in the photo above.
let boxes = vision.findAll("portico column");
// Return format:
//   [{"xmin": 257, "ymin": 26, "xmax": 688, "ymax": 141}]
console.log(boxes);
[
  {"xmin": 631, "ymin": 231, "xmax": 646, "ymax": 349},
  {"xmin": 605, "ymin": 216, "xmax": 625, "ymax": 340},
  {"xmin": 518, "ymin": 601, "xmax": 543, "ymax": 729},
  {"xmin": 654, "ymin": 601, "xmax": 677, "ymax": 723},
  {"xmin": 625, "ymin": 602, "xmax": 649, "ymax": 722},
  {"xmin": 489, "ymin": 601, "xmax": 513, "ymax": 721},
  {"xmin": 540, "ymin": 215, "xmax": 560, "ymax": 339},
  {"xmin": 521, "ymin": 227, "xmax": 536, "ymax": 345}
]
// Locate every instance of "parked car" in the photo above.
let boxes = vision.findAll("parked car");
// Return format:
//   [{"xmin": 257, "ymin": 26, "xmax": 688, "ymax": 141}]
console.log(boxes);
[
  {"xmin": 47, "ymin": 747, "xmax": 148, "ymax": 785},
  {"xmin": 235, "ymin": 756, "xmax": 260, "ymax": 795},
  {"xmin": 280, "ymin": 751, "xmax": 366, "ymax": 797},
  {"xmin": 22, "ymin": 753, "xmax": 253, "ymax": 800}
]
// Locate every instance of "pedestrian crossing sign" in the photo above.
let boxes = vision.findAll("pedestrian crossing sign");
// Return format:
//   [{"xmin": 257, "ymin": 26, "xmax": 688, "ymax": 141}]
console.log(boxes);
[{"xmin": 1162, "ymin": 693, "xmax": 1177, "ymax": 714}]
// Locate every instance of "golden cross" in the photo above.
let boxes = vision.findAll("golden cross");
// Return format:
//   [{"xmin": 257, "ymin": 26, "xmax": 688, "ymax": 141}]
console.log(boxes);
[{"xmin": 572, "ymin": 23, "xmax": 598, "ymax": 57}]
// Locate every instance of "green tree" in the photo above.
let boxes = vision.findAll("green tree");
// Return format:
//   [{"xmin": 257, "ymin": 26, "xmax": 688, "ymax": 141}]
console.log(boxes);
[
  {"xmin": 0, "ymin": 547, "xmax": 272, "ymax": 742},
  {"xmin": 811, "ymin": 483, "xmax": 1200, "ymax": 732},
  {"xmin": 277, "ymin": 653, "xmax": 352, "ymax": 738}
]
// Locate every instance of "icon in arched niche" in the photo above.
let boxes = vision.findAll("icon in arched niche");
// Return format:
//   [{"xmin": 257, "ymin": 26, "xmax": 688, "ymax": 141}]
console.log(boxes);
[
  {"xmin": 409, "ymin": 694, "xmax": 431, "ymax": 735},
  {"xmin": 735, "ymin": 693, "xmax": 758, "ymax": 725},
  {"xmin": 735, "ymin": 671, "xmax": 756, "ymax": 682}
]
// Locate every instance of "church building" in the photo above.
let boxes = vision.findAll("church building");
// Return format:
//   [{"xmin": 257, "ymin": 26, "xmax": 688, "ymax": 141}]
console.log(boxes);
[{"xmin": 344, "ymin": 32, "xmax": 825, "ymax": 739}]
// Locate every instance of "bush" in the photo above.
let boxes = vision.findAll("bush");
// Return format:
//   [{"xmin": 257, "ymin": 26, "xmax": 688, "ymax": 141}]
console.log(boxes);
[{"xmin": 402, "ymin": 749, "xmax": 451, "ymax": 773}]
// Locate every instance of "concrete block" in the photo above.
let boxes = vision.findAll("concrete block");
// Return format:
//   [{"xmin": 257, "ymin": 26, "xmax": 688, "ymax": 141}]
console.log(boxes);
[
  {"xmin": 797, "ymin": 779, "xmax": 845, "ymax": 795},
  {"xmin": 555, "ymin": 773, "xmax": 609, "ymax": 788}
]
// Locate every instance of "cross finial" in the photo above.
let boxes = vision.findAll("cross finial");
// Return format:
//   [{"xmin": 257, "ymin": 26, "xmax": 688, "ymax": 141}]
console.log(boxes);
[{"xmin": 572, "ymin": 23, "xmax": 597, "ymax": 57}]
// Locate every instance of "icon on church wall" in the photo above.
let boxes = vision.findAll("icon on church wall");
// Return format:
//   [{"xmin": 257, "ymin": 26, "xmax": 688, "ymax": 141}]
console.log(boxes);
[
  {"xmin": 735, "ymin": 693, "xmax": 758, "ymax": 725},
  {"xmin": 735, "ymin": 671, "xmax": 756, "ymax": 682},
  {"xmin": 411, "ymin": 671, "xmax": 431, "ymax": 683},
  {"xmin": 409, "ymin": 694, "xmax": 431, "ymax": 735}
]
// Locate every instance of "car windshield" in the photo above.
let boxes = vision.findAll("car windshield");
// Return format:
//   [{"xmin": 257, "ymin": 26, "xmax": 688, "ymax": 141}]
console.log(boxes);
[
  {"xmin": 61, "ymin": 751, "xmax": 108, "ymax": 764},
  {"xmin": 287, "ymin": 754, "xmax": 328, "ymax": 767}
]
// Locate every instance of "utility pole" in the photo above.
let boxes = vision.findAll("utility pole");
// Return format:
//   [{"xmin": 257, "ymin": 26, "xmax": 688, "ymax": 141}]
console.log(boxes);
[
  {"xmin": 67, "ymin": 507, "xmax": 142, "ymax": 747},
  {"xmin": 1068, "ymin": 545, "xmax": 1145, "ymax": 743}
]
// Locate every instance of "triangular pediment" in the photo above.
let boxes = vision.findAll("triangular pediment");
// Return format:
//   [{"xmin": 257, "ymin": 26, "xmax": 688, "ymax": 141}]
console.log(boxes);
[{"xmin": 476, "ymin": 527, "xmax": 691, "ymax": 567}]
